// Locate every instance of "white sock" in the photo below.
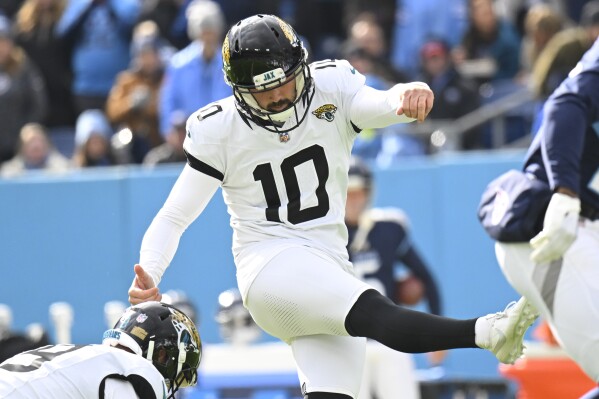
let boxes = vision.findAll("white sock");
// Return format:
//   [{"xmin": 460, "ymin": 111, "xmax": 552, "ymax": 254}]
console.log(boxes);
[{"xmin": 474, "ymin": 316, "xmax": 491, "ymax": 349}]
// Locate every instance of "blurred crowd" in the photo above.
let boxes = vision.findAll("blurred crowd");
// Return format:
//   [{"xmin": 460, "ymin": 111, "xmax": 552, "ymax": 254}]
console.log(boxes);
[{"xmin": 0, "ymin": 0, "xmax": 598, "ymax": 177}]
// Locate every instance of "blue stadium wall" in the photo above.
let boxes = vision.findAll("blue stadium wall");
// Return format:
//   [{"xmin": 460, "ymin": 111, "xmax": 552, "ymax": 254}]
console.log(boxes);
[{"xmin": 0, "ymin": 150, "xmax": 526, "ymax": 378}]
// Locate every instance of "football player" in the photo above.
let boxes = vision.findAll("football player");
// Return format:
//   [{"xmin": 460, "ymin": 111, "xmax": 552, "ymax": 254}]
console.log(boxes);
[
  {"xmin": 129, "ymin": 14, "xmax": 537, "ymax": 399},
  {"xmin": 495, "ymin": 36, "xmax": 599, "ymax": 396},
  {"xmin": 345, "ymin": 156, "xmax": 443, "ymax": 399},
  {"xmin": 0, "ymin": 302, "xmax": 201, "ymax": 399}
]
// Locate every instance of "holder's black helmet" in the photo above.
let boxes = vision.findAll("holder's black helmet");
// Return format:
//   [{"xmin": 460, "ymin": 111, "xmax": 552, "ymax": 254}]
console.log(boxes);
[
  {"xmin": 103, "ymin": 302, "xmax": 201, "ymax": 398},
  {"xmin": 222, "ymin": 14, "xmax": 313, "ymax": 132}
]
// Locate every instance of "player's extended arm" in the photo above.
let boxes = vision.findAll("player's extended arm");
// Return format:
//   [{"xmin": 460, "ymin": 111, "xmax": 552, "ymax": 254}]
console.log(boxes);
[
  {"xmin": 528, "ymin": 67, "xmax": 599, "ymax": 263},
  {"xmin": 128, "ymin": 164, "xmax": 220, "ymax": 304},
  {"xmin": 349, "ymin": 82, "xmax": 434, "ymax": 129}
]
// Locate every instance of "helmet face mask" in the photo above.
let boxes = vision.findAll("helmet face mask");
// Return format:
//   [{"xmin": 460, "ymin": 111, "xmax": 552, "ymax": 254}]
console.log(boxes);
[
  {"xmin": 222, "ymin": 14, "xmax": 314, "ymax": 133},
  {"xmin": 102, "ymin": 302, "xmax": 202, "ymax": 398}
]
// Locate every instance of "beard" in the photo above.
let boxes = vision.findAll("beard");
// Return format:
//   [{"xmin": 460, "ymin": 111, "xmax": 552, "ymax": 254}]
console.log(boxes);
[{"xmin": 266, "ymin": 99, "xmax": 293, "ymax": 112}]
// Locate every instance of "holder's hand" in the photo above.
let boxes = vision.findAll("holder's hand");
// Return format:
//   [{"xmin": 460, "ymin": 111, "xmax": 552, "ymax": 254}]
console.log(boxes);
[{"xmin": 128, "ymin": 264, "xmax": 162, "ymax": 305}]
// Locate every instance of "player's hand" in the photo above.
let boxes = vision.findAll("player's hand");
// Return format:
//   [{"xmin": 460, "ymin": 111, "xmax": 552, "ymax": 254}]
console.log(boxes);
[
  {"xmin": 396, "ymin": 82, "xmax": 434, "ymax": 123},
  {"xmin": 128, "ymin": 264, "xmax": 162, "ymax": 305},
  {"xmin": 530, "ymin": 193, "xmax": 580, "ymax": 264}
]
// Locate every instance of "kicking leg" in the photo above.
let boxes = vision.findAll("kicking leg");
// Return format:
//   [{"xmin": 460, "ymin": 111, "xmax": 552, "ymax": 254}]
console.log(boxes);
[{"xmin": 345, "ymin": 289, "xmax": 537, "ymax": 364}]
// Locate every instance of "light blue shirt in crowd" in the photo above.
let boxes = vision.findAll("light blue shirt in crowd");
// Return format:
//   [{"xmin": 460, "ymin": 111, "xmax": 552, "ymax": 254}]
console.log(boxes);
[{"xmin": 159, "ymin": 41, "xmax": 231, "ymax": 136}]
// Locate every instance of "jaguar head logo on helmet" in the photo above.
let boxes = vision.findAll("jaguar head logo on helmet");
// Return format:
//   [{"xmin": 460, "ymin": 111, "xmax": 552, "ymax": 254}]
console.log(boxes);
[{"xmin": 221, "ymin": 14, "xmax": 314, "ymax": 137}]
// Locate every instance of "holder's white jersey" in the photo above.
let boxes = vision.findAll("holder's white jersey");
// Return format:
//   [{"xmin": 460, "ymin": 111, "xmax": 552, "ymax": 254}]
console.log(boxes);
[
  {"xmin": 181, "ymin": 59, "xmax": 413, "ymax": 294},
  {"xmin": 0, "ymin": 344, "xmax": 166, "ymax": 399}
]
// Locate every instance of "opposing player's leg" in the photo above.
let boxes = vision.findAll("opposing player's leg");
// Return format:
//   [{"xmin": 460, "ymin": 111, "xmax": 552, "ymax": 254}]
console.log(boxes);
[{"xmin": 496, "ymin": 219, "xmax": 599, "ymax": 381}]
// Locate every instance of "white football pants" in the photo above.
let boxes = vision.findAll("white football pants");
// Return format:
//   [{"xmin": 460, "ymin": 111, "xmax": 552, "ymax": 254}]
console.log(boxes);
[
  {"xmin": 495, "ymin": 218, "xmax": 599, "ymax": 382},
  {"xmin": 245, "ymin": 246, "xmax": 372, "ymax": 398}
]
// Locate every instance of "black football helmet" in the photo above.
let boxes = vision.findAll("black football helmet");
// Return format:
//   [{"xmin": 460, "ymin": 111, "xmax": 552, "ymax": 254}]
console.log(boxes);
[
  {"xmin": 348, "ymin": 156, "xmax": 373, "ymax": 192},
  {"xmin": 215, "ymin": 288, "xmax": 262, "ymax": 345},
  {"xmin": 102, "ymin": 302, "xmax": 201, "ymax": 398},
  {"xmin": 161, "ymin": 289, "xmax": 199, "ymax": 326},
  {"xmin": 222, "ymin": 14, "xmax": 314, "ymax": 133}
]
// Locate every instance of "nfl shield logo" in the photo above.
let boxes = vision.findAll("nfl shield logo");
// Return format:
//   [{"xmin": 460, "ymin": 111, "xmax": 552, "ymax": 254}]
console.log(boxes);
[{"xmin": 136, "ymin": 314, "xmax": 148, "ymax": 323}]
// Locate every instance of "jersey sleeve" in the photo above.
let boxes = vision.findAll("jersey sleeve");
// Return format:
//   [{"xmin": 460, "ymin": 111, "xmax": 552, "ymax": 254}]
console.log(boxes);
[
  {"xmin": 311, "ymin": 59, "xmax": 366, "ymax": 133},
  {"xmin": 311, "ymin": 59, "xmax": 366, "ymax": 98},
  {"xmin": 140, "ymin": 164, "xmax": 220, "ymax": 286},
  {"xmin": 540, "ymin": 40, "xmax": 599, "ymax": 193},
  {"xmin": 311, "ymin": 59, "xmax": 415, "ymax": 130},
  {"xmin": 349, "ymin": 83, "xmax": 416, "ymax": 129},
  {"xmin": 183, "ymin": 102, "xmax": 227, "ymax": 182}
]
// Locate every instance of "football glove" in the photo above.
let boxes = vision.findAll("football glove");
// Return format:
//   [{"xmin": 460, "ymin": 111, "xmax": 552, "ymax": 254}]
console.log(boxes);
[{"xmin": 530, "ymin": 193, "xmax": 580, "ymax": 264}]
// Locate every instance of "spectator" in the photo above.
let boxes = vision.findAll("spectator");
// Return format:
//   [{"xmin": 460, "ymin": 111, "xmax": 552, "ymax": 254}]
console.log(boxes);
[
  {"xmin": 159, "ymin": 0, "xmax": 229, "ymax": 137},
  {"xmin": 138, "ymin": 0, "xmax": 189, "ymax": 49},
  {"xmin": 0, "ymin": 15, "xmax": 47, "ymax": 164},
  {"xmin": 56, "ymin": 0, "xmax": 140, "ymax": 114},
  {"xmin": 1, "ymin": 123, "xmax": 70, "ymax": 177},
  {"xmin": 418, "ymin": 38, "xmax": 481, "ymax": 150},
  {"xmin": 530, "ymin": 0, "xmax": 599, "ymax": 100},
  {"xmin": 519, "ymin": 3, "xmax": 563, "ymax": 78},
  {"xmin": 0, "ymin": 0, "xmax": 25, "ymax": 18},
  {"xmin": 342, "ymin": 13, "xmax": 410, "ymax": 86},
  {"xmin": 391, "ymin": 0, "xmax": 468, "ymax": 78},
  {"xmin": 106, "ymin": 21, "xmax": 165, "ymax": 164},
  {"xmin": 454, "ymin": 0, "xmax": 521, "ymax": 82},
  {"xmin": 14, "ymin": 0, "xmax": 75, "ymax": 130},
  {"xmin": 143, "ymin": 110, "xmax": 187, "ymax": 166},
  {"xmin": 72, "ymin": 109, "xmax": 115, "ymax": 168},
  {"xmin": 291, "ymin": 0, "xmax": 346, "ymax": 60},
  {"xmin": 343, "ymin": 0, "xmax": 397, "ymax": 49}
]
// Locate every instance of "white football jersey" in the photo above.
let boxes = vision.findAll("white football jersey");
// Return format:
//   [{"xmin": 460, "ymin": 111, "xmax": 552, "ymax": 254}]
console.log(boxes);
[
  {"xmin": 0, "ymin": 344, "xmax": 166, "ymax": 398},
  {"xmin": 183, "ymin": 59, "xmax": 411, "ymax": 294}
]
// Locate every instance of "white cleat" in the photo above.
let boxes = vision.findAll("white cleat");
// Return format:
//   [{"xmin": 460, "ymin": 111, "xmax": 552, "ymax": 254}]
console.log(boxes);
[{"xmin": 480, "ymin": 297, "xmax": 539, "ymax": 364}]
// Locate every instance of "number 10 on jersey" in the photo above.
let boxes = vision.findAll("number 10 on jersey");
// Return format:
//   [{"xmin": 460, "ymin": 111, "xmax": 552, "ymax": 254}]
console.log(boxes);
[{"xmin": 253, "ymin": 144, "xmax": 330, "ymax": 224}]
